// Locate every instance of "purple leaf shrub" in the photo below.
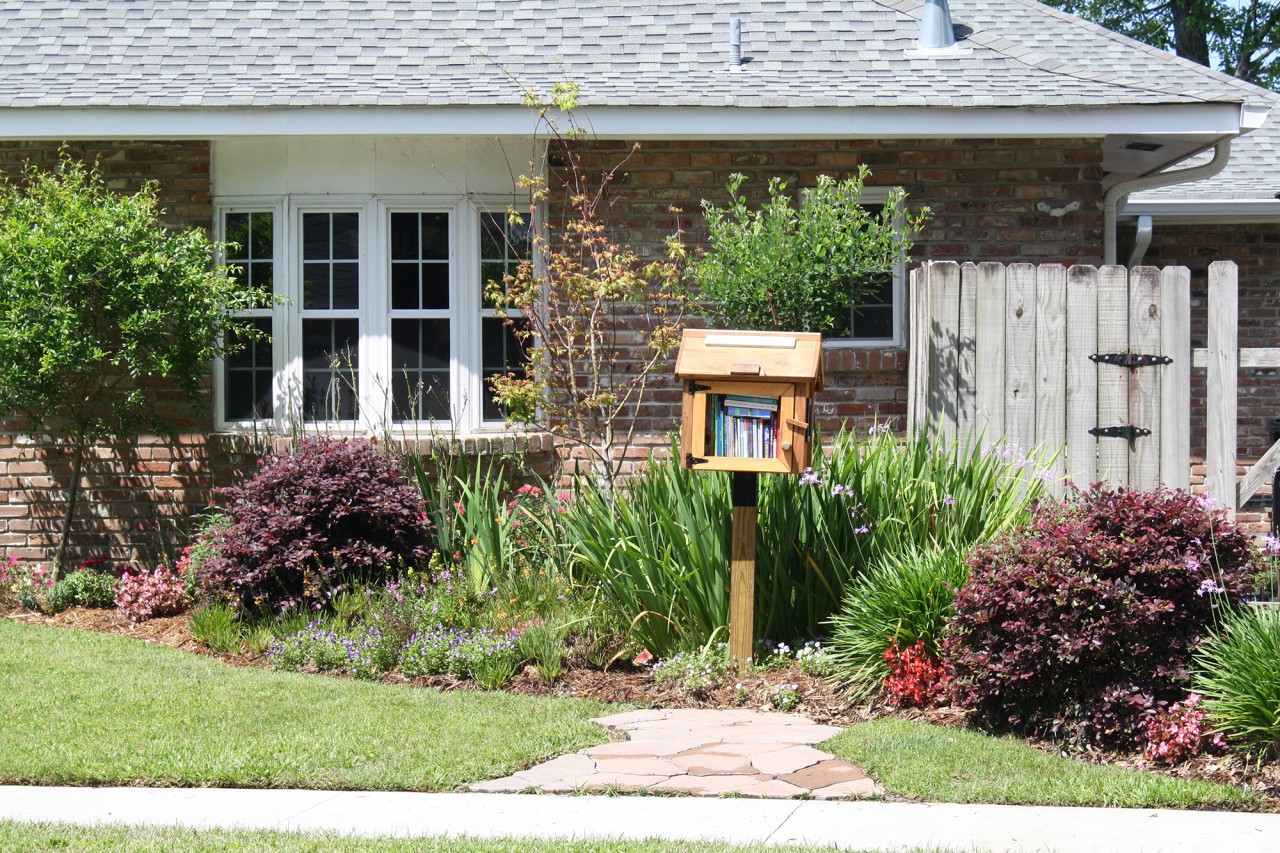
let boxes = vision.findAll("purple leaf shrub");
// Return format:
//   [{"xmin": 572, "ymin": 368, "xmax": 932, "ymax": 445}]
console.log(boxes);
[
  {"xmin": 943, "ymin": 485, "xmax": 1256, "ymax": 749},
  {"xmin": 198, "ymin": 437, "xmax": 433, "ymax": 614}
]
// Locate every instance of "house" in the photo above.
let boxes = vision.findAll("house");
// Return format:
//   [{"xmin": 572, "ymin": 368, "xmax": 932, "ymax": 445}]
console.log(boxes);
[{"xmin": 0, "ymin": 0, "xmax": 1275, "ymax": 564}]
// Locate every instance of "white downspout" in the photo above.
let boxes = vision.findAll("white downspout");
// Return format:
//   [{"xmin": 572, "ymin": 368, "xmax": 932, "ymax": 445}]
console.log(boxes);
[{"xmin": 1103, "ymin": 139, "xmax": 1232, "ymax": 265}]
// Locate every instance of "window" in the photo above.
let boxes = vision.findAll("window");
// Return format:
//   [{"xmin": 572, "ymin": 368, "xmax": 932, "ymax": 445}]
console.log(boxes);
[
  {"xmin": 824, "ymin": 190, "xmax": 906, "ymax": 348},
  {"xmin": 215, "ymin": 197, "xmax": 528, "ymax": 433}
]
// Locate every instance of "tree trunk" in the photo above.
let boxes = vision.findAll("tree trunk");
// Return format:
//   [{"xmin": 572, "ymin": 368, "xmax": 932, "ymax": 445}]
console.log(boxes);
[
  {"xmin": 53, "ymin": 434, "xmax": 89, "ymax": 582},
  {"xmin": 1171, "ymin": 0, "xmax": 1212, "ymax": 67}
]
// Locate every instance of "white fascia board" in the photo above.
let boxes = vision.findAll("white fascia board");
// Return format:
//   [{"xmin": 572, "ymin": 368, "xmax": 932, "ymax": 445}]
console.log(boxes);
[
  {"xmin": 1119, "ymin": 198, "xmax": 1280, "ymax": 223},
  {"xmin": 0, "ymin": 101, "xmax": 1247, "ymax": 141}
]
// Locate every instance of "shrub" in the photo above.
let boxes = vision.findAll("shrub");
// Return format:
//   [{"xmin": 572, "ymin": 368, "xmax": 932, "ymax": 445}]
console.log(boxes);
[
  {"xmin": 115, "ymin": 566, "xmax": 189, "ymax": 623},
  {"xmin": 267, "ymin": 620, "xmax": 389, "ymax": 680},
  {"xmin": 45, "ymin": 568, "xmax": 118, "ymax": 613},
  {"xmin": 944, "ymin": 485, "xmax": 1257, "ymax": 749},
  {"xmin": 828, "ymin": 543, "xmax": 970, "ymax": 699},
  {"xmin": 1193, "ymin": 604, "xmax": 1280, "ymax": 760},
  {"xmin": 199, "ymin": 437, "xmax": 433, "ymax": 614},
  {"xmin": 882, "ymin": 640, "xmax": 950, "ymax": 709},
  {"xmin": 1144, "ymin": 694, "xmax": 1225, "ymax": 766},
  {"xmin": 398, "ymin": 626, "xmax": 523, "ymax": 688}
]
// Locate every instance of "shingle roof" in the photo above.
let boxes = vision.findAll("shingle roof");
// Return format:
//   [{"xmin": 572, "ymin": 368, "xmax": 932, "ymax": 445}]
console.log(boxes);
[
  {"xmin": 0, "ymin": 0, "xmax": 1259, "ymax": 110},
  {"xmin": 1132, "ymin": 89, "xmax": 1280, "ymax": 202}
]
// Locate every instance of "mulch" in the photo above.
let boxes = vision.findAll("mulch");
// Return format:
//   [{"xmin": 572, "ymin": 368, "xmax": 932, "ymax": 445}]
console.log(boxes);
[{"xmin": 6, "ymin": 604, "xmax": 1279, "ymax": 808}]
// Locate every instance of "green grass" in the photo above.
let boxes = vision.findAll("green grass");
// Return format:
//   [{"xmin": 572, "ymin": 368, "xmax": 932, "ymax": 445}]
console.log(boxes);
[
  {"xmin": 0, "ymin": 822, "xmax": 947, "ymax": 852},
  {"xmin": 0, "ymin": 620, "xmax": 613, "ymax": 791},
  {"xmin": 824, "ymin": 718, "xmax": 1261, "ymax": 810}
]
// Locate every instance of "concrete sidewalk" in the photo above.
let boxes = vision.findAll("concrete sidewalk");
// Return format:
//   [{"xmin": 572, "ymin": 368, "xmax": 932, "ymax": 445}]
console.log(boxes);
[{"xmin": 2, "ymin": 785, "xmax": 1279, "ymax": 852}]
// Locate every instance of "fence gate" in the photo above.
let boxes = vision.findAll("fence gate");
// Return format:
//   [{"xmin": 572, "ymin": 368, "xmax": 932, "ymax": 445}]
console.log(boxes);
[{"xmin": 907, "ymin": 261, "xmax": 1193, "ymax": 501}]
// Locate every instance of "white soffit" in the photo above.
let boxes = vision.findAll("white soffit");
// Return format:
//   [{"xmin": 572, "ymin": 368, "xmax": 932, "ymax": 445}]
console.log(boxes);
[{"xmin": 0, "ymin": 102, "xmax": 1249, "ymax": 141}]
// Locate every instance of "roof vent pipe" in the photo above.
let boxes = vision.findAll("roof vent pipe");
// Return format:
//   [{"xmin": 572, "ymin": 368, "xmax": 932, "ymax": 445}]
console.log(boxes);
[
  {"xmin": 729, "ymin": 17, "xmax": 743, "ymax": 68},
  {"xmin": 918, "ymin": 0, "xmax": 957, "ymax": 50}
]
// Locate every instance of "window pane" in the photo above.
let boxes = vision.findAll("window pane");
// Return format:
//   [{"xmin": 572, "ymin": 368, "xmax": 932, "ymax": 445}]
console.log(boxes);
[
  {"xmin": 421, "ymin": 213, "xmax": 449, "ymax": 259},
  {"xmin": 302, "ymin": 213, "xmax": 329, "ymax": 260},
  {"xmin": 482, "ymin": 317, "xmax": 528, "ymax": 421},
  {"xmin": 223, "ymin": 318, "xmax": 273, "ymax": 421},
  {"xmin": 250, "ymin": 212, "xmax": 273, "ymax": 258},
  {"xmin": 302, "ymin": 263, "xmax": 330, "ymax": 309},
  {"xmin": 391, "ymin": 318, "xmax": 450, "ymax": 421},
  {"xmin": 225, "ymin": 212, "xmax": 249, "ymax": 251},
  {"xmin": 331, "ymin": 263, "xmax": 360, "ymax": 309},
  {"xmin": 249, "ymin": 261, "xmax": 273, "ymax": 293},
  {"xmin": 332, "ymin": 212, "xmax": 360, "ymax": 259},
  {"xmin": 480, "ymin": 212, "xmax": 529, "ymax": 305},
  {"xmin": 224, "ymin": 210, "xmax": 273, "ymax": 294},
  {"xmin": 848, "ymin": 274, "xmax": 894, "ymax": 340},
  {"xmin": 388, "ymin": 212, "xmax": 450, "ymax": 310},
  {"xmin": 302, "ymin": 318, "xmax": 359, "ymax": 422}
]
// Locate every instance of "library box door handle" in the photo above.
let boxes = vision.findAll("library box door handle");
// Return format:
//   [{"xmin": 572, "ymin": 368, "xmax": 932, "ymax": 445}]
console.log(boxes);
[
  {"xmin": 729, "ymin": 363, "xmax": 761, "ymax": 375},
  {"xmin": 785, "ymin": 417, "xmax": 809, "ymax": 431}
]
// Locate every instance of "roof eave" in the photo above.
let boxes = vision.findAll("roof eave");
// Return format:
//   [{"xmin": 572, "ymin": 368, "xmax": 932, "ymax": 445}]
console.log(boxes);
[
  {"xmin": 1119, "ymin": 198, "xmax": 1280, "ymax": 223},
  {"xmin": 0, "ymin": 101, "xmax": 1249, "ymax": 141}
]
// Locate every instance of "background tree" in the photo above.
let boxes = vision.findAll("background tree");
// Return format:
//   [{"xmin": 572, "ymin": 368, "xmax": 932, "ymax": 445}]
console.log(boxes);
[
  {"xmin": 0, "ymin": 159, "xmax": 270, "ymax": 577},
  {"xmin": 1047, "ymin": 0, "xmax": 1280, "ymax": 91},
  {"xmin": 689, "ymin": 170, "xmax": 927, "ymax": 334},
  {"xmin": 487, "ymin": 84, "xmax": 695, "ymax": 491}
]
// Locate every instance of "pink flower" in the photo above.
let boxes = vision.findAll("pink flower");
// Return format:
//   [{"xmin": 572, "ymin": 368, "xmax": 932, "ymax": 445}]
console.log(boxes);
[{"xmin": 633, "ymin": 650, "xmax": 654, "ymax": 666}]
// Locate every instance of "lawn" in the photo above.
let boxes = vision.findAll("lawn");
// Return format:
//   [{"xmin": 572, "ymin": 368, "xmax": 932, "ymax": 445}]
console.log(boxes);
[
  {"xmin": 825, "ymin": 717, "xmax": 1261, "ymax": 810},
  {"xmin": 0, "ymin": 822, "xmax": 949, "ymax": 853},
  {"xmin": 0, "ymin": 619, "xmax": 613, "ymax": 790}
]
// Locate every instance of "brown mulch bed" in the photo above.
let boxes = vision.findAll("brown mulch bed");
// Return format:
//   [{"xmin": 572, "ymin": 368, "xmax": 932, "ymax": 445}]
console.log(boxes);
[{"xmin": 7, "ymin": 604, "xmax": 1279, "ymax": 807}]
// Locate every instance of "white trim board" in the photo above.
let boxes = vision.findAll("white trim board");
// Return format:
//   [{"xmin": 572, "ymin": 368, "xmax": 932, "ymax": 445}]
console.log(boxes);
[{"xmin": 0, "ymin": 102, "xmax": 1251, "ymax": 141}]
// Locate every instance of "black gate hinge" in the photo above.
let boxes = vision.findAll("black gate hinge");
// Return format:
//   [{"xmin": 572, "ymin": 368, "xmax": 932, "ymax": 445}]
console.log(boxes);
[
  {"xmin": 687, "ymin": 380, "xmax": 711, "ymax": 394},
  {"xmin": 1090, "ymin": 352, "xmax": 1172, "ymax": 368},
  {"xmin": 1089, "ymin": 425, "xmax": 1151, "ymax": 439},
  {"xmin": 685, "ymin": 453, "xmax": 708, "ymax": 468}
]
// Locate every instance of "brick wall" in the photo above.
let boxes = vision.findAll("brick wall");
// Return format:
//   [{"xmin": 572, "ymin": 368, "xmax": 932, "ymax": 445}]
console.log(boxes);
[
  {"xmin": 569, "ymin": 137, "xmax": 1107, "ymax": 439},
  {"xmin": 0, "ymin": 135, "xmax": 1129, "ymax": 565}
]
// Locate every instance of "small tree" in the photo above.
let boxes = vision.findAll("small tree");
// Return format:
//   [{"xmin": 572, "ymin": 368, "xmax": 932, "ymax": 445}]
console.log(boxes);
[
  {"xmin": 690, "ymin": 169, "xmax": 928, "ymax": 333},
  {"xmin": 0, "ymin": 159, "xmax": 270, "ymax": 576},
  {"xmin": 487, "ymin": 85, "xmax": 694, "ymax": 490}
]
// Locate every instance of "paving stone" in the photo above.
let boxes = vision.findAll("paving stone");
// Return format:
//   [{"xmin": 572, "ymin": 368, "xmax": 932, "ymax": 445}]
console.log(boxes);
[
  {"xmin": 668, "ymin": 752, "xmax": 756, "ymax": 776},
  {"xmin": 748, "ymin": 745, "xmax": 830, "ymax": 775},
  {"xmin": 734, "ymin": 779, "xmax": 809, "ymax": 798},
  {"xmin": 593, "ymin": 756, "xmax": 684, "ymax": 776},
  {"xmin": 582, "ymin": 742, "xmax": 665, "ymax": 757},
  {"xmin": 650, "ymin": 774, "xmax": 753, "ymax": 796},
  {"xmin": 723, "ymin": 725, "xmax": 843, "ymax": 744},
  {"xmin": 695, "ymin": 742, "xmax": 792, "ymax": 758},
  {"xmin": 811, "ymin": 778, "xmax": 883, "ymax": 799},
  {"xmin": 466, "ymin": 777, "xmax": 529, "ymax": 793},
  {"xmin": 565, "ymin": 772, "xmax": 672, "ymax": 791},
  {"xmin": 511, "ymin": 753, "xmax": 597, "ymax": 786},
  {"xmin": 779, "ymin": 759, "xmax": 869, "ymax": 789}
]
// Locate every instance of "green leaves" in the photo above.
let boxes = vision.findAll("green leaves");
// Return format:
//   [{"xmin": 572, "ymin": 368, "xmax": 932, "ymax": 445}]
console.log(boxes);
[
  {"xmin": 690, "ymin": 169, "xmax": 929, "ymax": 333},
  {"xmin": 0, "ymin": 157, "xmax": 270, "ymax": 438}
]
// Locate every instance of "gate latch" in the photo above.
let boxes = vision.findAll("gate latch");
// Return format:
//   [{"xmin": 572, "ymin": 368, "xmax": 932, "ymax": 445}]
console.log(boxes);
[
  {"xmin": 1089, "ymin": 425, "xmax": 1151, "ymax": 439},
  {"xmin": 1090, "ymin": 352, "xmax": 1172, "ymax": 368}
]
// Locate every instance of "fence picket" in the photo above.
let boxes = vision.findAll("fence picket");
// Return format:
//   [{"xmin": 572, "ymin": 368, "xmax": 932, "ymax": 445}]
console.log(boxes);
[
  {"xmin": 1096, "ymin": 266, "xmax": 1129, "ymax": 486},
  {"xmin": 1206, "ymin": 261, "xmax": 1238, "ymax": 516},
  {"xmin": 1160, "ymin": 266, "xmax": 1191, "ymax": 490},
  {"xmin": 974, "ymin": 262, "xmax": 1007, "ymax": 448},
  {"xmin": 956, "ymin": 262, "xmax": 979, "ymax": 442},
  {"xmin": 1128, "ymin": 267, "xmax": 1162, "ymax": 489},
  {"xmin": 1035, "ymin": 264, "xmax": 1067, "ymax": 498},
  {"xmin": 1005, "ymin": 264, "xmax": 1037, "ymax": 454},
  {"xmin": 907, "ymin": 265, "xmax": 928, "ymax": 436},
  {"xmin": 929, "ymin": 262, "xmax": 962, "ymax": 446},
  {"xmin": 1065, "ymin": 266, "xmax": 1099, "ymax": 488}
]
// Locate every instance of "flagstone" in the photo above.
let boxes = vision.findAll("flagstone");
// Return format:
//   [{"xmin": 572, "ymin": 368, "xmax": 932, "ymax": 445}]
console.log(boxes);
[
  {"xmin": 749, "ymin": 745, "xmax": 830, "ymax": 775},
  {"xmin": 650, "ymin": 774, "xmax": 752, "ymax": 796},
  {"xmin": 780, "ymin": 759, "xmax": 869, "ymax": 788},
  {"xmin": 511, "ymin": 753, "xmax": 597, "ymax": 785},
  {"xmin": 592, "ymin": 756, "xmax": 685, "ymax": 776},
  {"xmin": 668, "ymin": 752, "xmax": 756, "ymax": 775},
  {"xmin": 811, "ymin": 778, "xmax": 883, "ymax": 799},
  {"xmin": 591, "ymin": 709, "xmax": 668, "ymax": 727},
  {"xmin": 734, "ymin": 779, "xmax": 809, "ymax": 798}
]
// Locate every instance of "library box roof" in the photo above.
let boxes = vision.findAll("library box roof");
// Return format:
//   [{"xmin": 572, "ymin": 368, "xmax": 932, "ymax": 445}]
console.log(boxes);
[{"xmin": 674, "ymin": 330, "xmax": 825, "ymax": 391}]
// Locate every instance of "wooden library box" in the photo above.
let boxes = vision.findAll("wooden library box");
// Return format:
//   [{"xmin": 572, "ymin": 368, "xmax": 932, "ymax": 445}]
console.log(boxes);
[{"xmin": 674, "ymin": 329, "xmax": 824, "ymax": 475}]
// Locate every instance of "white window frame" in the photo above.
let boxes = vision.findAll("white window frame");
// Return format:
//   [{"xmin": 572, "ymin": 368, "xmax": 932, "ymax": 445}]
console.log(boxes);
[
  {"xmin": 822, "ymin": 186, "xmax": 907, "ymax": 350},
  {"xmin": 213, "ymin": 194, "xmax": 519, "ymax": 435}
]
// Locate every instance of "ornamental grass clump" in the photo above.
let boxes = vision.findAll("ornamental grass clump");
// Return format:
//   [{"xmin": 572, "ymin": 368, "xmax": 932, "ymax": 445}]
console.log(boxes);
[
  {"xmin": 944, "ymin": 485, "xmax": 1257, "ymax": 749},
  {"xmin": 1192, "ymin": 604, "xmax": 1280, "ymax": 761},
  {"xmin": 199, "ymin": 437, "xmax": 433, "ymax": 614}
]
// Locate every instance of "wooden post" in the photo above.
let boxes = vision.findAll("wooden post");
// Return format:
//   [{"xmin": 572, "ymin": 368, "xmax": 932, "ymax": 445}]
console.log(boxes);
[{"xmin": 729, "ymin": 471, "xmax": 758, "ymax": 671}]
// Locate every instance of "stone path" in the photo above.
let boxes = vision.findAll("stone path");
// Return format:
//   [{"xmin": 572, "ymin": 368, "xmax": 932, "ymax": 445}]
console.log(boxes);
[{"xmin": 469, "ymin": 708, "xmax": 883, "ymax": 799}]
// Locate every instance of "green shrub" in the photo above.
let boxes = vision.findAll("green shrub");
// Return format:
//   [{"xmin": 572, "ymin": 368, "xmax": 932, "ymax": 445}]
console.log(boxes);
[
  {"xmin": 45, "ymin": 568, "xmax": 118, "ymax": 613},
  {"xmin": 1193, "ymin": 604, "xmax": 1280, "ymax": 760},
  {"xmin": 945, "ymin": 486, "xmax": 1258, "ymax": 749},
  {"xmin": 190, "ymin": 603, "xmax": 242, "ymax": 655},
  {"xmin": 828, "ymin": 543, "xmax": 971, "ymax": 699}
]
